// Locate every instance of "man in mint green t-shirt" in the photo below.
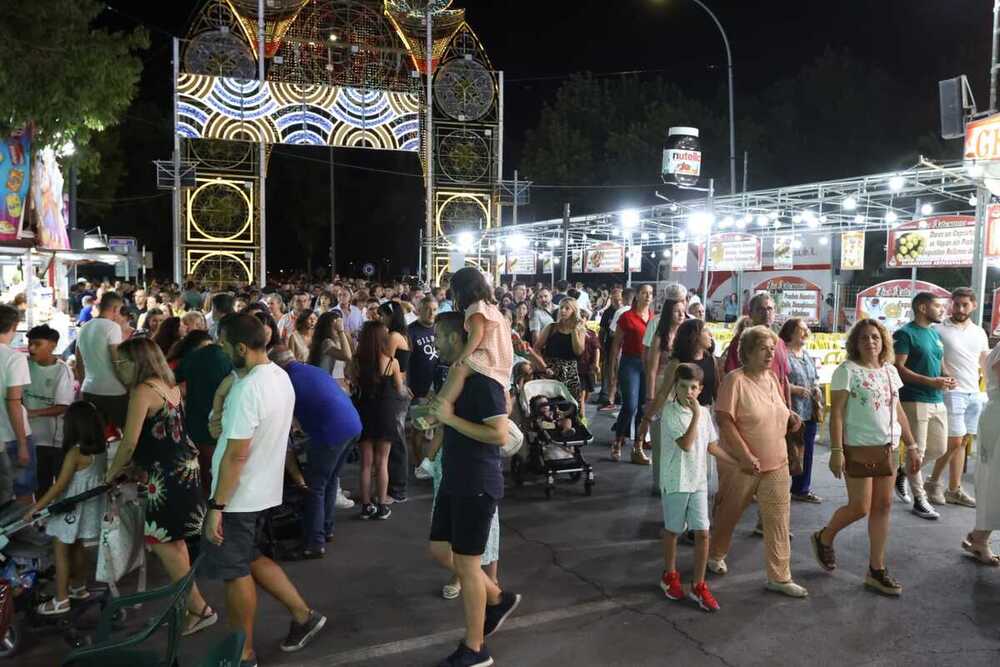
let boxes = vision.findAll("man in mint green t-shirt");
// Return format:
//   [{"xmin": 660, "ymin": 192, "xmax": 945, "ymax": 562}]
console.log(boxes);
[{"xmin": 892, "ymin": 292, "xmax": 955, "ymax": 520}]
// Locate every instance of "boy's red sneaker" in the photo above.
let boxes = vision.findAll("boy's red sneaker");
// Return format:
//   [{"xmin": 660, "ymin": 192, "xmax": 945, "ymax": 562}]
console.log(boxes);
[
  {"xmin": 689, "ymin": 581, "xmax": 720, "ymax": 612},
  {"xmin": 659, "ymin": 570, "xmax": 684, "ymax": 601}
]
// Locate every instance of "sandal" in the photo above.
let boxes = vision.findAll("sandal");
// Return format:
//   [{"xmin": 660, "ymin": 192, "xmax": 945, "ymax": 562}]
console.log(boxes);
[
  {"xmin": 609, "ymin": 442, "xmax": 622, "ymax": 462},
  {"xmin": 37, "ymin": 598, "xmax": 70, "ymax": 615},
  {"xmin": 68, "ymin": 584, "xmax": 90, "ymax": 600},
  {"xmin": 182, "ymin": 605, "xmax": 219, "ymax": 636},
  {"xmin": 961, "ymin": 533, "xmax": 1000, "ymax": 566}
]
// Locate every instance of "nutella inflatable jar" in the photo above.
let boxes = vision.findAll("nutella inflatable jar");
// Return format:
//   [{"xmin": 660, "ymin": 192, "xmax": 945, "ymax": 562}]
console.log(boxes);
[{"xmin": 662, "ymin": 127, "xmax": 701, "ymax": 187}]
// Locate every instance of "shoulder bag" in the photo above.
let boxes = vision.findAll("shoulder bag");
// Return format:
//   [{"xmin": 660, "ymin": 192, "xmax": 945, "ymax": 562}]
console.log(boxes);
[{"xmin": 842, "ymin": 367, "xmax": 894, "ymax": 478}]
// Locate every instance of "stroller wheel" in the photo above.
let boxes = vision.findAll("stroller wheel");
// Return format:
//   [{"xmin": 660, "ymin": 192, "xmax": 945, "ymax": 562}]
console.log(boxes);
[
  {"xmin": 0, "ymin": 622, "xmax": 21, "ymax": 659},
  {"xmin": 569, "ymin": 472, "xmax": 582, "ymax": 482},
  {"xmin": 111, "ymin": 607, "xmax": 128, "ymax": 626},
  {"xmin": 584, "ymin": 481, "xmax": 594, "ymax": 496}
]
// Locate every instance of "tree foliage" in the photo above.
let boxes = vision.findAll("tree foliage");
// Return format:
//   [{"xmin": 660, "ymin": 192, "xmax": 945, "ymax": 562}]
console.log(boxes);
[{"xmin": 0, "ymin": 0, "xmax": 148, "ymax": 171}]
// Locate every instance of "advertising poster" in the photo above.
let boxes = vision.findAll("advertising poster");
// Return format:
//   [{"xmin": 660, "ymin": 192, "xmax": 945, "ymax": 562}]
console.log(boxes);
[
  {"xmin": 628, "ymin": 244, "xmax": 642, "ymax": 273},
  {"xmin": 671, "ymin": 242, "xmax": 688, "ymax": 272},
  {"xmin": 855, "ymin": 279, "xmax": 951, "ymax": 331},
  {"xmin": 986, "ymin": 204, "xmax": 1000, "ymax": 262},
  {"xmin": 773, "ymin": 236, "xmax": 794, "ymax": 270},
  {"xmin": 0, "ymin": 127, "xmax": 31, "ymax": 241},
  {"xmin": 840, "ymin": 231, "xmax": 865, "ymax": 271},
  {"xmin": 707, "ymin": 233, "xmax": 761, "ymax": 272},
  {"xmin": 885, "ymin": 215, "xmax": 975, "ymax": 268},
  {"xmin": 30, "ymin": 148, "xmax": 70, "ymax": 250},
  {"xmin": 584, "ymin": 241, "xmax": 625, "ymax": 273},
  {"xmin": 571, "ymin": 250, "xmax": 583, "ymax": 273},
  {"xmin": 504, "ymin": 249, "xmax": 536, "ymax": 275},
  {"xmin": 755, "ymin": 276, "xmax": 821, "ymax": 323}
]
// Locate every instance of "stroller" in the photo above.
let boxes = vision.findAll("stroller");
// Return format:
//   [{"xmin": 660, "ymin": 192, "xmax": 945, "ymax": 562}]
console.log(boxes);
[
  {"xmin": 0, "ymin": 480, "xmax": 145, "ymax": 659},
  {"xmin": 512, "ymin": 379, "xmax": 595, "ymax": 499}
]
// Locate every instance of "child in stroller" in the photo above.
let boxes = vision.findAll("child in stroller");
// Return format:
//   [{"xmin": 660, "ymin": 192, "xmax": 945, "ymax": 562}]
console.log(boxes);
[{"xmin": 528, "ymin": 395, "xmax": 580, "ymax": 443}]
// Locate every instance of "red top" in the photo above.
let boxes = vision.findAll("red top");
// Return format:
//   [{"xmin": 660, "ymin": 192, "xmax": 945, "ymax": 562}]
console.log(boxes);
[{"xmin": 617, "ymin": 309, "xmax": 649, "ymax": 357}]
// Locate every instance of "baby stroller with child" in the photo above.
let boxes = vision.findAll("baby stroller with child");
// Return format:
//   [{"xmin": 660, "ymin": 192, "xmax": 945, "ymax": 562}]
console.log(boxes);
[
  {"xmin": 0, "ymin": 478, "xmax": 146, "ymax": 659},
  {"xmin": 512, "ymin": 379, "xmax": 595, "ymax": 499}
]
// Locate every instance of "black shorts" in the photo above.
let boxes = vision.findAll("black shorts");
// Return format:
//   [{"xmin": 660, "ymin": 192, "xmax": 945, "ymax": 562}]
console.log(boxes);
[
  {"xmin": 200, "ymin": 511, "xmax": 262, "ymax": 581},
  {"xmin": 429, "ymin": 490, "xmax": 497, "ymax": 556}
]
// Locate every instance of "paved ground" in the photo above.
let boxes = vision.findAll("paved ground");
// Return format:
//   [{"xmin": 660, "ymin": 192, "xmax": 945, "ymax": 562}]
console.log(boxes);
[{"xmin": 12, "ymin": 407, "xmax": 1000, "ymax": 666}]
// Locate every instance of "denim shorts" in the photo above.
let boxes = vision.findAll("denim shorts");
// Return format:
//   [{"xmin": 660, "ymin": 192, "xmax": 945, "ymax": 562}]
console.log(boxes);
[
  {"xmin": 2, "ymin": 436, "xmax": 37, "ymax": 498},
  {"xmin": 942, "ymin": 392, "xmax": 984, "ymax": 438},
  {"xmin": 661, "ymin": 490, "xmax": 709, "ymax": 534}
]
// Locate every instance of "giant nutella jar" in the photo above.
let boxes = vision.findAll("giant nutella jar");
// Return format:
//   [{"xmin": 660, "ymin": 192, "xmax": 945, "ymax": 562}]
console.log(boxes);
[{"xmin": 662, "ymin": 127, "xmax": 702, "ymax": 187}]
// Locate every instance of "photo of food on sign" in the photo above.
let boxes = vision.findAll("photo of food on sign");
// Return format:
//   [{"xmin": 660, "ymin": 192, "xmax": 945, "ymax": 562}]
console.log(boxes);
[{"xmin": 893, "ymin": 232, "xmax": 925, "ymax": 264}]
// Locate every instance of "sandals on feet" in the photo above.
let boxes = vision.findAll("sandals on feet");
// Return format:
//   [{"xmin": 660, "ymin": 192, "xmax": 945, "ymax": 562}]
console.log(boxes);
[
  {"xmin": 37, "ymin": 598, "xmax": 70, "ymax": 615},
  {"xmin": 961, "ymin": 533, "xmax": 1000, "ymax": 566},
  {"xmin": 68, "ymin": 584, "xmax": 90, "ymax": 600},
  {"xmin": 183, "ymin": 605, "xmax": 219, "ymax": 636}
]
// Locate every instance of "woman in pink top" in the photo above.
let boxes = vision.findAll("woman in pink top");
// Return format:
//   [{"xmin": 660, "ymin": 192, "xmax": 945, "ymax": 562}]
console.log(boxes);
[
  {"xmin": 435, "ymin": 267, "xmax": 514, "ymax": 407},
  {"xmin": 709, "ymin": 325, "xmax": 808, "ymax": 599}
]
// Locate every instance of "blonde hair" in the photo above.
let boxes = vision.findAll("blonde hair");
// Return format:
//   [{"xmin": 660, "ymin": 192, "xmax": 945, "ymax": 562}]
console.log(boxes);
[
  {"xmin": 738, "ymin": 325, "xmax": 778, "ymax": 366},
  {"xmin": 117, "ymin": 337, "xmax": 175, "ymax": 388},
  {"xmin": 181, "ymin": 311, "xmax": 207, "ymax": 331},
  {"xmin": 556, "ymin": 297, "xmax": 580, "ymax": 323},
  {"xmin": 845, "ymin": 318, "xmax": 894, "ymax": 366}
]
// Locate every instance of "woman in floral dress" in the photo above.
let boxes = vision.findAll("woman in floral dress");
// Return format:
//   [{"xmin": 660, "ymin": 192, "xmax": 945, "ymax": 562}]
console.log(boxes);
[{"xmin": 105, "ymin": 337, "xmax": 217, "ymax": 636}]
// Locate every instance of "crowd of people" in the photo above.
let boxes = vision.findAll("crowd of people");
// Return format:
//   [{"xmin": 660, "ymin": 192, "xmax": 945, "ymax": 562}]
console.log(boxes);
[{"xmin": 1, "ymin": 270, "xmax": 998, "ymax": 667}]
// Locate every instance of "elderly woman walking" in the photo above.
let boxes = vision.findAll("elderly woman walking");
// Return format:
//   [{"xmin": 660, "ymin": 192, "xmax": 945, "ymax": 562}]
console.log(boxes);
[{"xmin": 708, "ymin": 325, "xmax": 807, "ymax": 598}]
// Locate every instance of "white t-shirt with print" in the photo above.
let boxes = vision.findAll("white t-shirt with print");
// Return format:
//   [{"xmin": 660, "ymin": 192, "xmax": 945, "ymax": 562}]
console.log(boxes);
[
  {"xmin": 660, "ymin": 401, "xmax": 718, "ymax": 493},
  {"xmin": 831, "ymin": 361, "xmax": 903, "ymax": 447},
  {"xmin": 78, "ymin": 317, "xmax": 125, "ymax": 396},
  {"xmin": 212, "ymin": 362, "xmax": 295, "ymax": 512},
  {"xmin": 25, "ymin": 360, "xmax": 74, "ymax": 447},
  {"xmin": 934, "ymin": 319, "xmax": 989, "ymax": 394},
  {"xmin": 0, "ymin": 344, "xmax": 31, "ymax": 442}
]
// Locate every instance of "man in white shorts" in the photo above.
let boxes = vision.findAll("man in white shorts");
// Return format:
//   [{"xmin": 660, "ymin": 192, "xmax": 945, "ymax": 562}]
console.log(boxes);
[{"xmin": 930, "ymin": 287, "xmax": 988, "ymax": 508}]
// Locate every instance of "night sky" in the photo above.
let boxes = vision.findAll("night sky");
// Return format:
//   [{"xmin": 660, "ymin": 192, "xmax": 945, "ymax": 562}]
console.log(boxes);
[{"xmin": 92, "ymin": 0, "xmax": 992, "ymax": 277}]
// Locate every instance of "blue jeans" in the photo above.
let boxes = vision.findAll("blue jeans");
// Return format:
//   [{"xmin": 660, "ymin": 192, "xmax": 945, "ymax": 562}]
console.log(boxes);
[
  {"xmin": 614, "ymin": 356, "xmax": 646, "ymax": 440},
  {"xmin": 302, "ymin": 435, "xmax": 356, "ymax": 549},
  {"xmin": 791, "ymin": 420, "xmax": 818, "ymax": 495}
]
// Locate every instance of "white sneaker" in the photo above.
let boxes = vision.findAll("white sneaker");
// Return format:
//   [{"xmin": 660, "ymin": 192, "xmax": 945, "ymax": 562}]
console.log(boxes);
[
  {"xmin": 707, "ymin": 558, "xmax": 728, "ymax": 575},
  {"xmin": 335, "ymin": 491, "xmax": 355, "ymax": 510},
  {"xmin": 442, "ymin": 581, "xmax": 462, "ymax": 599},
  {"xmin": 415, "ymin": 457, "xmax": 435, "ymax": 480},
  {"xmin": 766, "ymin": 580, "xmax": 809, "ymax": 598}
]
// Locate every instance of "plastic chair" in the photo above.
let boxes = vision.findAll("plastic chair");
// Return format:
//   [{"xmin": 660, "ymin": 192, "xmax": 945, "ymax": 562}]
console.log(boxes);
[
  {"xmin": 195, "ymin": 632, "xmax": 246, "ymax": 667},
  {"xmin": 61, "ymin": 556, "xmax": 202, "ymax": 667}
]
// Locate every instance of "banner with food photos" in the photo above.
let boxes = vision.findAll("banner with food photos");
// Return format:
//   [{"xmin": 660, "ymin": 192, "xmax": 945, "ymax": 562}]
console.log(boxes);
[
  {"xmin": 671, "ymin": 242, "xmax": 688, "ymax": 271},
  {"xmin": 855, "ymin": 279, "xmax": 951, "ymax": 331},
  {"xmin": 571, "ymin": 250, "xmax": 583, "ymax": 273},
  {"xmin": 504, "ymin": 250, "xmax": 536, "ymax": 275},
  {"xmin": 885, "ymin": 215, "xmax": 975, "ymax": 268},
  {"xmin": 773, "ymin": 235, "xmax": 794, "ymax": 270},
  {"xmin": 707, "ymin": 233, "xmax": 761, "ymax": 272},
  {"xmin": 755, "ymin": 276, "xmax": 821, "ymax": 323},
  {"xmin": 0, "ymin": 128, "xmax": 31, "ymax": 241},
  {"xmin": 628, "ymin": 244, "xmax": 642, "ymax": 273},
  {"xmin": 840, "ymin": 231, "xmax": 865, "ymax": 271},
  {"xmin": 584, "ymin": 241, "xmax": 625, "ymax": 273}
]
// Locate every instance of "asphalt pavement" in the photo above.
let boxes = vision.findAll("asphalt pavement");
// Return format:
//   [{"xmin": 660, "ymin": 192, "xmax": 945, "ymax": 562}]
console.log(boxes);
[{"xmin": 12, "ymin": 406, "xmax": 1000, "ymax": 667}]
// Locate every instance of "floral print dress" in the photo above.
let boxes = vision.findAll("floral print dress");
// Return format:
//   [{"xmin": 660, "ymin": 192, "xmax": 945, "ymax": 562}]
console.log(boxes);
[{"xmin": 132, "ymin": 382, "xmax": 205, "ymax": 544}]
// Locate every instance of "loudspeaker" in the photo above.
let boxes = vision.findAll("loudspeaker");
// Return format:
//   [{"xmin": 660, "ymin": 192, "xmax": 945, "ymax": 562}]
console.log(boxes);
[{"xmin": 939, "ymin": 77, "xmax": 965, "ymax": 140}]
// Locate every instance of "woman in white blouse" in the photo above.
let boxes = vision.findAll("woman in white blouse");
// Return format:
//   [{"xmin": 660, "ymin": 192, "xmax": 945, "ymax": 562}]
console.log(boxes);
[{"xmin": 811, "ymin": 319, "xmax": 919, "ymax": 596}]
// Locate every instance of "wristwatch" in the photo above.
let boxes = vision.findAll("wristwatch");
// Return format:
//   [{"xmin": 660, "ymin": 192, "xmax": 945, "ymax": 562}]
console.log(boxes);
[{"xmin": 208, "ymin": 499, "xmax": 226, "ymax": 511}]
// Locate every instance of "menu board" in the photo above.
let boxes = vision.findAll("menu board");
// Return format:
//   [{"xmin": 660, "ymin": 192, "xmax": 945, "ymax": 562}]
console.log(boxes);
[
  {"xmin": 707, "ymin": 233, "xmax": 761, "ymax": 271},
  {"xmin": 885, "ymin": 215, "xmax": 975, "ymax": 268},
  {"xmin": 584, "ymin": 241, "xmax": 625, "ymax": 273},
  {"xmin": 671, "ymin": 242, "xmax": 688, "ymax": 271},
  {"xmin": 773, "ymin": 236, "xmax": 793, "ymax": 270},
  {"xmin": 755, "ymin": 276, "xmax": 821, "ymax": 323},
  {"xmin": 840, "ymin": 231, "xmax": 865, "ymax": 271},
  {"xmin": 855, "ymin": 280, "xmax": 951, "ymax": 331},
  {"xmin": 504, "ymin": 250, "xmax": 536, "ymax": 275}
]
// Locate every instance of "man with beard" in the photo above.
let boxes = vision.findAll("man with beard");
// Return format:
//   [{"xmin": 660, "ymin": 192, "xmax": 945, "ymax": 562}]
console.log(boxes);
[
  {"xmin": 204, "ymin": 314, "xmax": 326, "ymax": 665},
  {"xmin": 929, "ymin": 287, "xmax": 988, "ymax": 509},
  {"xmin": 893, "ymin": 292, "xmax": 956, "ymax": 520}
]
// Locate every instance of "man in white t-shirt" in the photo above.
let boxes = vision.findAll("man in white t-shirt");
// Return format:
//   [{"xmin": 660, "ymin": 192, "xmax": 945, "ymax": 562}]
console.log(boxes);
[
  {"xmin": 77, "ymin": 292, "xmax": 128, "ymax": 429},
  {"xmin": 0, "ymin": 305, "xmax": 32, "ymax": 504},
  {"xmin": 277, "ymin": 292, "xmax": 311, "ymax": 343},
  {"xmin": 930, "ymin": 287, "xmax": 989, "ymax": 508},
  {"xmin": 203, "ymin": 313, "xmax": 326, "ymax": 664},
  {"xmin": 528, "ymin": 288, "xmax": 554, "ymax": 339},
  {"xmin": 25, "ymin": 325, "xmax": 74, "ymax": 497}
]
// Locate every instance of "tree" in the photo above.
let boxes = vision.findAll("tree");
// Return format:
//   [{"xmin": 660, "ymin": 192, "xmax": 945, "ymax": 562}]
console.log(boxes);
[{"xmin": 0, "ymin": 0, "xmax": 148, "ymax": 172}]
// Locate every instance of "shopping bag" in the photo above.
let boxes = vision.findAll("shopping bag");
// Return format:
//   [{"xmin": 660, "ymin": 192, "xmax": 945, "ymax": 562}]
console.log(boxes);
[{"xmin": 96, "ymin": 494, "xmax": 145, "ymax": 584}]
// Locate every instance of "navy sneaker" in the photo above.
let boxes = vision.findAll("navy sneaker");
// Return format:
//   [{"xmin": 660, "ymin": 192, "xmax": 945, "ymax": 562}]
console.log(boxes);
[
  {"xmin": 437, "ymin": 642, "xmax": 493, "ymax": 667},
  {"xmin": 280, "ymin": 610, "xmax": 327, "ymax": 652},
  {"xmin": 484, "ymin": 591, "xmax": 521, "ymax": 637}
]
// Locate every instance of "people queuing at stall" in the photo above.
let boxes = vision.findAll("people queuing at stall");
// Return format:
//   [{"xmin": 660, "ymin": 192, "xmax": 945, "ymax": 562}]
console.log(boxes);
[{"xmin": 2, "ymin": 271, "xmax": 998, "ymax": 667}]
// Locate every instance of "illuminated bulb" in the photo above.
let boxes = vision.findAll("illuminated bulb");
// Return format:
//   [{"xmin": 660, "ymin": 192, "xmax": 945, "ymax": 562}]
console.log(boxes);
[
  {"xmin": 969, "ymin": 163, "xmax": 985, "ymax": 178},
  {"xmin": 792, "ymin": 239, "xmax": 804, "ymax": 250},
  {"xmin": 920, "ymin": 203, "xmax": 933, "ymax": 216},
  {"xmin": 547, "ymin": 238, "xmax": 559, "ymax": 248},
  {"xmin": 649, "ymin": 252, "xmax": 656, "ymax": 259},
  {"xmin": 888, "ymin": 175, "xmax": 905, "ymax": 192},
  {"xmin": 735, "ymin": 216, "xmax": 748, "ymax": 229},
  {"xmin": 769, "ymin": 212, "xmax": 779, "ymax": 221},
  {"xmin": 662, "ymin": 250, "xmax": 671, "ymax": 258},
  {"xmin": 457, "ymin": 231, "xmax": 474, "ymax": 249},
  {"xmin": 792, "ymin": 213, "xmax": 803, "ymax": 224},
  {"xmin": 854, "ymin": 214, "xmax": 865, "ymax": 224},
  {"xmin": 819, "ymin": 236, "xmax": 830, "ymax": 246},
  {"xmin": 688, "ymin": 211, "xmax": 715, "ymax": 237},
  {"xmin": 657, "ymin": 232, "xmax": 667, "ymax": 241},
  {"xmin": 756, "ymin": 214, "xmax": 769, "ymax": 227},
  {"xmin": 842, "ymin": 196, "xmax": 857, "ymax": 211},
  {"xmin": 611, "ymin": 228, "xmax": 621, "ymax": 236},
  {"xmin": 641, "ymin": 232, "xmax": 650, "ymax": 241},
  {"xmin": 720, "ymin": 216, "xmax": 735, "ymax": 229},
  {"xmin": 621, "ymin": 209, "xmax": 640, "ymax": 228},
  {"xmin": 885, "ymin": 211, "xmax": 898, "ymax": 224},
  {"xmin": 969, "ymin": 195, "xmax": 978, "ymax": 207}
]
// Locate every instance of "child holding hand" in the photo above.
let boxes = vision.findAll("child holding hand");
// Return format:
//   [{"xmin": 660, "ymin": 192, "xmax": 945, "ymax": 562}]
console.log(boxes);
[{"xmin": 638, "ymin": 363, "xmax": 737, "ymax": 613}]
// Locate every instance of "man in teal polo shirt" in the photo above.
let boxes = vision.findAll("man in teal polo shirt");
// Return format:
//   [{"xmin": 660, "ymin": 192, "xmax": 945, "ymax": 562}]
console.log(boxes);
[{"xmin": 893, "ymin": 292, "xmax": 955, "ymax": 520}]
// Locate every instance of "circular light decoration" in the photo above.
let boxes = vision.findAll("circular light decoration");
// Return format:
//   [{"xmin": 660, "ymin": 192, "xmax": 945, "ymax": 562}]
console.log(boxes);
[
  {"xmin": 437, "ymin": 195, "xmax": 489, "ymax": 239},
  {"xmin": 188, "ymin": 179, "xmax": 253, "ymax": 242},
  {"xmin": 438, "ymin": 129, "xmax": 491, "ymax": 183},
  {"xmin": 184, "ymin": 30, "xmax": 256, "ymax": 79},
  {"xmin": 190, "ymin": 251, "xmax": 253, "ymax": 287},
  {"xmin": 434, "ymin": 58, "xmax": 496, "ymax": 121},
  {"xmin": 190, "ymin": 139, "xmax": 254, "ymax": 172}
]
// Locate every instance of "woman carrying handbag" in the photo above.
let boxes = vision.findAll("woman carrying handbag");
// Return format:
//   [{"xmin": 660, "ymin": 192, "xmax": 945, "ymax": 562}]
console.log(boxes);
[{"xmin": 811, "ymin": 319, "xmax": 920, "ymax": 596}]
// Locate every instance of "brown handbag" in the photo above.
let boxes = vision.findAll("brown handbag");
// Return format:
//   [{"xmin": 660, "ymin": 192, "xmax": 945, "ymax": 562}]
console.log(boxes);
[
  {"xmin": 786, "ymin": 428, "xmax": 805, "ymax": 477},
  {"xmin": 842, "ymin": 367, "xmax": 895, "ymax": 478}
]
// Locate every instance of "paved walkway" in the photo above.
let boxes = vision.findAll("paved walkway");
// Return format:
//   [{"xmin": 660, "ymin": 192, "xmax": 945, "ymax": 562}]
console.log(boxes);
[{"xmin": 13, "ymin": 408, "xmax": 1000, "ymax": 666}]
